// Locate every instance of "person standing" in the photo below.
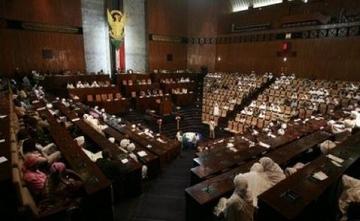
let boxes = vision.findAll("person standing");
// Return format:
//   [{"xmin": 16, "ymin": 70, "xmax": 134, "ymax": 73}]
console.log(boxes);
[{"xmin": 209, "ymin": 118, "xmax": 216, "ymax": 139}]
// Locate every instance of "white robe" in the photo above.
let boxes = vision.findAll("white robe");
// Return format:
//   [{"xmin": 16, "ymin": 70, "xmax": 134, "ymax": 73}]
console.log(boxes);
[{"xmin": 339, "ymin": 175, "xmax": 360, "ymax": 220}]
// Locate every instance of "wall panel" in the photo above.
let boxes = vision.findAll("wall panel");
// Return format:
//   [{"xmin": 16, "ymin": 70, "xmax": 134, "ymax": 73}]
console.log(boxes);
[
  {"xmin": 0, "ymin": 29, "xmax": 85, "ymax": 75},
  {"xmin": 215, "ymin": 37, "xmax": 360, "ymax": 81}
]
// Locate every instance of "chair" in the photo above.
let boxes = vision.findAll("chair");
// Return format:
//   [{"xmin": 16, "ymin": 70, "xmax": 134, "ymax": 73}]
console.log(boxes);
[
  {"xmin": 95, "ymin": 94, "xmax": 102, "ymax": 102},
  {"xmin": 87, "ymin": 94, "xmax": 94, "ymax": 103},
  {"xmin": 251, "ymin": 117, "xmax": 258, "ymax": 127},
  {"xmin": 257, "ymin": 119, "xmax": 264, "ymax": 129},
  {"xmin": 115, "ymin": 93, "xmax": 122, "ymax": 100},
  {"xmin": 107, "ymin": 94, "xmax": 114, "ymax": 101},
  {"xmin": 101, "ymin": 94, "xmax": 107, "ymax": 101}
]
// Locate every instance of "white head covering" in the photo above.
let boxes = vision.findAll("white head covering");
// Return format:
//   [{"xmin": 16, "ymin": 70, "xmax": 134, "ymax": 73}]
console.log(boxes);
[
  {"xmin": 108, "ymin": 137, "xmax": 115, "ymax": 143},
  {"xmin": 319, "ymin": 140, "xmax": 336, "ymax": 154},
  {"xmin": 127, "ymin": 143, "xmax": 136, "ymax": 152},
  {"xmin": 74, "ymin": 136, "xmax": 85, "ymax": 147},
  {"xmin": 250, "ymin": 163, "xmax": 264, "ymax": 173},
  {"xmin": 259, "ymin": 157, "xmax": 285, "ymax": 185},
  {"xmin": 120, "ymin": 139, "xmax": 130, "ymax": 148},
  {"xmin": 277, "ymin": 128, "xmax": 285, "ymax": 136},
  {"xmin": 339, "ymin": 175, "xmax": 360, "ymax": 216}
]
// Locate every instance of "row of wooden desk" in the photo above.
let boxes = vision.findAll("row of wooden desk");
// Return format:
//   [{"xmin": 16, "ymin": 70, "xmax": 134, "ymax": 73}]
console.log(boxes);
[
  {"xmin": 53, "ymin": 102, "xmax": 144, "ymax": 196},
  {"xmin": 191, "ymin": 119, "xmax": 329, "ymax": 184},
  {"xmin": 258, "ymin": 131, "xmax": 360, "ymax": 221},
  {"xmin": 185, "ymin": 119, "xmax": 333, "ymax": 220},
  {"xmin": 32, "ymin": 100, "xmax": 114, "ymax": 220},
  {"xmin": 0, "ymin": 92, "xmax": 12, "ymax": 184}
]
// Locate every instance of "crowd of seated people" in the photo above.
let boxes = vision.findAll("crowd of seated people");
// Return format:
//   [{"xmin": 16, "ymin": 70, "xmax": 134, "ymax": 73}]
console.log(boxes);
[
  {"xmin": 160, "ymin": 77, "xmax": 192, "ymax": 84},
  {"xmin": 202, "ymin": 72, "xmax": 273, "ymax": 127},
  {"xmin": 67, "ymin": 80, "xmax": 111, "ymax": 89},
  {"xmin": 9, "ymin": 85, "xmax": 85, "ymax": 218},
  {"xmin": 226, "ymin": 74, "xmax": 360, "ymax": 135},
  {"xmin": 188, "ymin": 73, "xmax": 360, "ymax": 221},
  {"xmin": 135, "ymin": 89, "xmax": 165, "ymax": 98},
  {"xmin": 171, "ymin": 88, "xmax": 191, "ymax": 95},
  {"xmin": 85, "ymin": 92, "xmax": 125, "ymax": 103},
  {"xmin": 122, "ymin": 78, "xmax": 152, "ymax": 86}
]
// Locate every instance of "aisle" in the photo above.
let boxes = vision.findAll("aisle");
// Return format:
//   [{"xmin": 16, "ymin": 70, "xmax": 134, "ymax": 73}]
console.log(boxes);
[{"xmin": 115, "ymin": 147, "xmax": 196, "ymax": 221}]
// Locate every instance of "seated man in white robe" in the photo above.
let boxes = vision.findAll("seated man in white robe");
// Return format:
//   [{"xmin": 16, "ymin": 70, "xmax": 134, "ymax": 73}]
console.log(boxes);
[
  {"xmin": 259, "ymin": 157, "xmax": 285, "ymax": 186},
  {"xmin": 339, "ymin": 175, "xmax": 360, "ymax": 221},
  {"xmin": 215, "ymin": 174, "xmax": 254, "ymax": 221}
]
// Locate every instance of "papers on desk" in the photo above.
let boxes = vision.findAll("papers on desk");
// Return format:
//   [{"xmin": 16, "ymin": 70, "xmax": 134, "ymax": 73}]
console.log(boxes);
[
  {"xmin": 0, "ymin": 156, "xmax": 8, "ymax": 164},
  {"xmin": 157, "ymin": 138, "xmax": 167, "ymax": 144},
  {"xmin": 259, "ymin": 142, "xmax": 271, "ymax": 149},
  {"xmin": 121, "ymin": 159, "xmax": 129, "ymax": 164},
  {"xmin": 0, "ymin": 115, "xmax": 7, "ymax": 119},
  {"xmin": 71, "ymin": 118, "xmax": 80, "ymax": 122},
  {"xmin": 312, "ymin": 171, "xmax": 328, "ymax": 181},
  {"xmin": 146, "ymin": 144, "xmax": 152, "ymax": 149},
  {"xmin": 137, "ymin": 151, "xmax": 147, "ymax": 157},
  {"xmin": 229, "ymin": 147, "xmax": 238, "ymax": 153},
  {"xmin": 36, "ymin": 107, "xmax": 46, "ymax": 111},
  {"xmin": 327, "ymin": 154, "xmax": 344, "ymax": 164},
  {"xmin": 331, "ymin": 160, "xmax": 342, "ymax": 167},
  {"xmin": 0, "ymin": 139, "xmax": 5, "ymax": 144},
  {"xmin": 32, "ymin": 100, "xmax": 40, "ymax": 104},
  {"xmin": 137, "ymin": 132, "xmax": 144, "ymax": 135}
]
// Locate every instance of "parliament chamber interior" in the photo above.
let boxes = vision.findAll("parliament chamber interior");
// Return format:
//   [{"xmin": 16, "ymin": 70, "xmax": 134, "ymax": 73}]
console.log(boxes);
[{"xmin": 1, "ymin": 0, "xmax": 360, "ymax": 221}]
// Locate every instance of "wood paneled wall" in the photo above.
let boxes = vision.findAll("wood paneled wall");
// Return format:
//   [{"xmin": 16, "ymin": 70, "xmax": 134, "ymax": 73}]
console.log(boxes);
[
  {"xmin": 0, "ymin": 30, "xmax": 85, "ymax": 75},
  {"xmin": 147, "ymin": 0, "xmax": 188, "ymax": 71},
  {"xmin": 147, "ymin": 0, "xmax": 219, "ymax": 72},
  {"xmin": 217, "ymin": 0, "xmax": 360, "ymax": 34},
  {"xmin": 0, "ymin": 0, "xmax": 84, "ymax": 76},
  {"xmin": 1, "ymin": 0, "xmax": 82, "ymax": 26},
  {"xmin": 148, "ymin": 41, "xmax": 187, "ymax": 71},
  {"xmin": 215, "ymin": 37, "xmax": 360, "ymax": 81},
  {"xmin": 186, "ymin": 0, "xmax": 218, "ymax": 72}
]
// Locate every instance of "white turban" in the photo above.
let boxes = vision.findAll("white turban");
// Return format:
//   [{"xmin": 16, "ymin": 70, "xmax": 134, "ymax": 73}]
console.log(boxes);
[
  {"xmin": 250, "ymin": 163, "xmax": 264, "ymax": 173},
  {"xmin": 108, "ymin": 137, "xmax": 115, "ymax": 143},
  {"xmin": 339, "ymin": 175, "xmax": 360, "ymax": 216},
  {"xmin": 127, "ymin": 143, "xmax": 136, "ymax": 152},
  {"xmin": 259, "ymin": 157, "xmax": 285, "ymax": 185},
  {"xmin": 74, "ymin": 136, "xmax": 85, "ymax": 147},
  {"xmin": 277, "ymin": 128, "xmax": 285, "ymax": 136},
  {"xmin": 319, "ymin": 140, "xmax": 336, "ymax": 154},
  {"xmin": 120, "ymin": 139, "xmax": 130, "ymax": 148}
]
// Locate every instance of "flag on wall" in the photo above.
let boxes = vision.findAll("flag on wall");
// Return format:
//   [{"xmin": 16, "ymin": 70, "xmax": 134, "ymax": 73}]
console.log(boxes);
[{"xmin": 107, "ymin": 8, "xmax": 126, "ymax": 71}]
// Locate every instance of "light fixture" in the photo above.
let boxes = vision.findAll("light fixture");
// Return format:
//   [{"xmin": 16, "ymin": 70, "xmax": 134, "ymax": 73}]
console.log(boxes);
[
  {"xmin": 253, "ymin": 0, "xmax": 283, "ymax": 8},
  {"xmin": 217, "ymin": 56, "xmax": 222, "ymax": 61},
  {"xmin": 283, "ymin": 57, "xmax": 288, "ymax": 62}
]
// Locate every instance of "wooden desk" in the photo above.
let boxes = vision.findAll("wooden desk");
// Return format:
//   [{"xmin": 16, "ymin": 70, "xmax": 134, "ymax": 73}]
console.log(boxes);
[
  {"xmin": 54, "ymin": 102, "xmax": 143, "ymax": 195},
  {"xmin": 43, "ymin": 74, "xmax": 111, "ymax": 97},
  {"xmin": 172, "ymin": 92, "xmax": 195, "ymax": 106},
  {"xmin": 258, "ymin": 131, "xmax": 360, "ymax": 221},
  {"xmin": 161, "ymin": 82, "xmax": 196, "ymax": 93},
  {"xmin": 191, "ymin": 119, "xmax": 328, "ymax": 184},
  {"xmin": 103, "ymin": 126, "xmax": 161, "ymax": 179},
  {"xmin": 68, "ymin": 86, "xmax": 119, "ymax": 101},
  {"xmin": 72, "ymin": 102, "xmax": 180, "ymax": 165},
  {"xmin": 106, "ymin": 120, "xmax": 180, "ymax": 166},
  {"xmin": 0, "ymin": 92, "xmax": 11, "ymax": 183},
  {"xmin": 185, "ymin": 130, "xmax": 331, "ymax": 221},
  {"xmin": 34, "ymin": 102, "xmax": 114, "ymax": 220}
]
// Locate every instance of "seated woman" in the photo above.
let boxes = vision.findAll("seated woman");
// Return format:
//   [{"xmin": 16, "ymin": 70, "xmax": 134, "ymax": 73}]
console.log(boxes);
[
  {"xmin": 215, "ymin": 174, "xmax": 254, "ymax": 221},
  {"xmin": 339, "ymin": 175, "xmax": 360, "ymax": 221},
  {"xmin": 259, "ymin": 157, "xmax": 285, "ymax": 186}
]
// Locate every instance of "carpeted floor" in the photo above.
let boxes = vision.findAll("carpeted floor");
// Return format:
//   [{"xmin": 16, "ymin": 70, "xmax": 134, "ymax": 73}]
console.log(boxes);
[{"xmin": 114, "ymin": 147, "xmax": 196, "ymax": 221}]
